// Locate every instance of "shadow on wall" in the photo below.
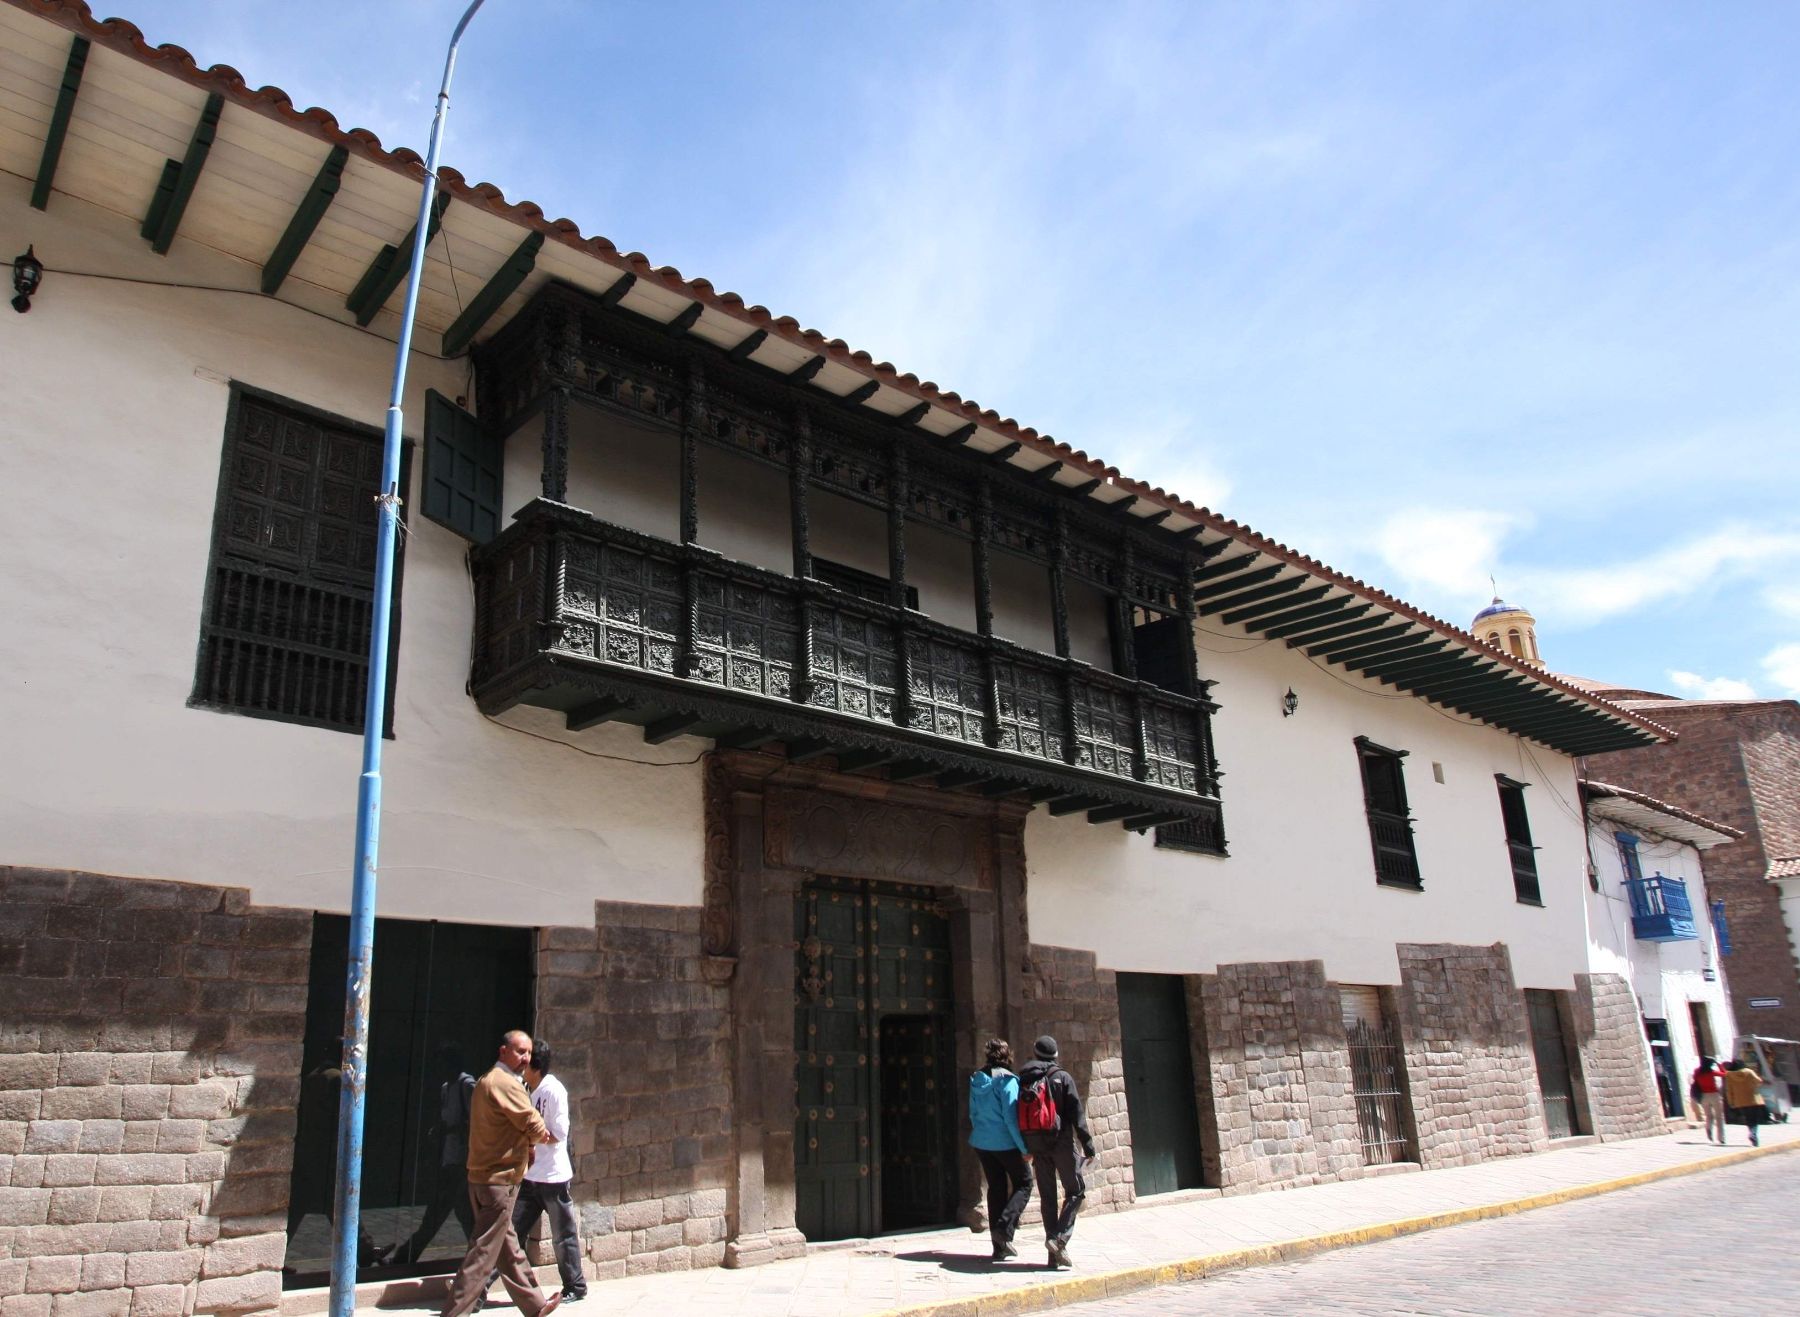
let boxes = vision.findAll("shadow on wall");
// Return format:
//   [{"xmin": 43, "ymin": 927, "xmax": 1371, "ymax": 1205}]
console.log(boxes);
[{"xmin": 0, "ymin": 867, "xmax": 309, "ymax": 1312}]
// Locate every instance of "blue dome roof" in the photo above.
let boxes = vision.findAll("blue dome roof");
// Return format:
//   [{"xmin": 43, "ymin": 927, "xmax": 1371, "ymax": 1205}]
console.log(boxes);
[{"xmin": 1473, "ymin": 598, "xmax": 1519, "ymax": 623}]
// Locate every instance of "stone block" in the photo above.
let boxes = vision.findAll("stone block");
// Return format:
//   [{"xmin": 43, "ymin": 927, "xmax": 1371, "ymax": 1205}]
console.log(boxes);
[
  {"xmin": 124, "ymin": 1250, "xmax": 201, "ymax": 1286},
  {"xmin": 612, "ymin": 1199, "xmax": 662, "ymax": 1231},
  {"xmin": 192, "ymin": 1270, "xmax": 280, "ymax": 1314},
  {"xmin": 1, "ymin": 1092, "xmax": 43, "ymax": 1122},
  {"xmin": 79, "ymin": 1253, "xmax": 127, "ymax": 1289},
  {"xmin": 23, "ymin": 1123, "xmax": 81, "ymax": 1156},
  {"xmin": 123, "ymin": 1286, "xmax": 188, "ymax": 1317},
  {"xmin": 25, "ymin": 1255, "xmax": 81, "ymax": 1294},
  {"xmin": 47, "ymin": 1187, "xmax": 98, "ymax": 1225},
  {"xmin": 0, "ymin": 1056, "xmax": 58, "ymax": 1092},
  {"xmin": 40, "ymin": 1089, "xmax": 121, "ymax": 1122},
  {"xmin": 2, "ymin": 1297, "xmax": 53, "ymax": 1317},
  {"xmin": 40, "ymin": 1155, "xmax": 97, "ymax": 1188},
  {"xmin": 53, "ymin": 1300, "xmax": 131, "ymax": 1317},
  {"xmin": 119, "ymin": 1087, "xmax": 171, "ymax": 1122},
  {"xmin": 92, "ymin": 1154, "xmax": 185, "ymax": 1187},
  {"xmin": 199, "ymin": 1231, "xmax": 286, "ymax": 1278},
  {"xmin": 0, "ymin": 1186, "xmax": 51, "ymax": 1226}
]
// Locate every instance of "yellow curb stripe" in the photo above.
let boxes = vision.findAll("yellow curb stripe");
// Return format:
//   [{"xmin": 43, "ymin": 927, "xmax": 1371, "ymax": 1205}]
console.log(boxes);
[{"xmin": 866, "ymin": 1141, "xmax": 1798, "ymax": 1317}]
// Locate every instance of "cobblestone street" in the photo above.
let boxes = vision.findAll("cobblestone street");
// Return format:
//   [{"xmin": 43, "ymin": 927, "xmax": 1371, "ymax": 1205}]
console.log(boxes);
[{"xmin": 1061, "ymin": 1152, "xmax": 1797, "ymax": 1316}]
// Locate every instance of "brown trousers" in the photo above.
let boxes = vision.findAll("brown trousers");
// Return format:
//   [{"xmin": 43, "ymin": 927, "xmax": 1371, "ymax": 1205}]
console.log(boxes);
[{"xmin": 440, "ymin": 1182, "xmax": 550, "ymax": 1317}]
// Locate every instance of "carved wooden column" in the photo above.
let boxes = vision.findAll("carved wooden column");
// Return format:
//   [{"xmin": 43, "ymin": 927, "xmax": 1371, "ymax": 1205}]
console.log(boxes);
[
  {"xmin": 1117, "ymin": 538, "xmax": 1149, "ymax": 781},
  {"xmin": 1051, "ymin": 506, "xmax": 1079, "ymax": 765},
  {"xmin": 790, "ymin": 410, "xmax": 815, "ymax": 703},
  {"xmin": 676, "ymin": 358, "xmax": 706, "ymax": 678},
  {"xmin": 1177, "ymin": 546, "xmax": 1200, "ymax": 697},
  {"xmin": 973, "ymin": 478, "xmax": 1001, "ymax": 748},
  {"xmin": 539, "ymin": 298, "xmax": 578, "ymax": 502},
  {"xmin": 888, "ymin": 443, "xmax": 913, "ymax": 729}
]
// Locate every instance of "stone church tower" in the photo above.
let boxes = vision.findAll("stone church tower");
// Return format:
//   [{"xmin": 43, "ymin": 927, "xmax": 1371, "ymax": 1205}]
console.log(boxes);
[{"xmin": 1472, "ymin": 596, "xmax": 1542, "ymax": 666}]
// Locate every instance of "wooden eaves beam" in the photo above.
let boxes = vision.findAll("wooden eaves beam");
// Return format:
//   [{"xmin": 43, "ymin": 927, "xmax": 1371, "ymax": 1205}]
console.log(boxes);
[
  {"xmin": 841, "ymin": 379, "xmax": 881, "ymax": 406},
  {"xmin": 728, "ymin": 329, "xmax": 768, "ymax": 360},
  {"xmin": 599, "ymin": 272, "xmax": 636, "ymax": 307},
  {"xmin": 1281, "ymin": 612, "xmax": 1388, "ymax": 648},
  {"xmin": 1195, "ymin": 550, "xmax": 1262, "ymax": 583},
  {"xmin": 31, "ymin": 36, "xmax": 89, "ymax": 211},
  {"xmin": 664, "ymin": 301, "xmax": 703, "ymax": 335},
  {"xmin": 441, "ymin": 229, "xmax": 544, "ymax": 355},
  {"xmin": 262, "ymin": 145, "xmax": 350, "ymax": 295},
  {"xmin": 1222, "ymin": 583, "xmax": 1334, "ymax": 627},
  {"xmin": 1326, "ymin": 635, "xmax": 1442, "ymax": 669},
  {"xmin": 141, "ymin": 92, "xmax": 225, "ymax": 255},
  {"xmin": 1259, "ymin": 599, "xmax": 1369, "ymax": 638},
  {"xmin": 788, "ymin": 354, "xmax": 826, "ymax": 382},
  {"xmin": 1306, "ymin": 623, "xmax": 1419, "ymax": 661},
  {"xmin": 346, "ymin": 192, "xmax": 450, "ymax": 326}
]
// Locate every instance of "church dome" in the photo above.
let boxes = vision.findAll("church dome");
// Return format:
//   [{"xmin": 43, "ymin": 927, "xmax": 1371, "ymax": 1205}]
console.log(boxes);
[{"xmin": 1470, "ymin": 596, "xmax": 1542, "ymax": 666}]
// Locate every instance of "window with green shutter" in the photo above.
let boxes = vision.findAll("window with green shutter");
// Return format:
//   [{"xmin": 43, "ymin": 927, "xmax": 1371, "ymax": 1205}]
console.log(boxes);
[{"xmin": 422, "ymin": 391, "xmax": 501, "ymax": 543}]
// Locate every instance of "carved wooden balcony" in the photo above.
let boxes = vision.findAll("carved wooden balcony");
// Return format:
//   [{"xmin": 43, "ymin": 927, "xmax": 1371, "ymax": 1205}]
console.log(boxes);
[{"xmin": 472, "ymin": 500, "xmax": 1222, "ymax": 829}]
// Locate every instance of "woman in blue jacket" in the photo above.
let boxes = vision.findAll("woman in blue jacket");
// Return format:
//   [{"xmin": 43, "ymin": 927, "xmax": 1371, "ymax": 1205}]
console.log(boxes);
[{"xmin": 968, "ymin": 1037, "xmax": 1033, "ymax": 1261}]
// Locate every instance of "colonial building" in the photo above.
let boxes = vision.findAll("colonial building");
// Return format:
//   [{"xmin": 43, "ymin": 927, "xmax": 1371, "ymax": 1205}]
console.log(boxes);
[
  {"xmin": 1, "ymin": 3, "xmax": 1677, "ymax": 1311},
  {"xmin": 1579, "ymin": 781, "xmax": 1741, "ymax": 1124}
]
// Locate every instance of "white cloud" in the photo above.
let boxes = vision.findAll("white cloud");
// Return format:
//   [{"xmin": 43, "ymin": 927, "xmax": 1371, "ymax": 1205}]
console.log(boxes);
[
  {"xmin": 1763, "ymin": 644, "xmax": 1800, "ymax": 698},
  {"xmin": 1520, "ymin": 526, "xmax": 1800, "ymax": 624},
  {"xmin": 1666, "ymin": 670, "xmax": 1758, "ymax": 700},
  {"xmin": 1764, "ymin": 584, "xmax": 1800, "ymax": 620},
  {"xmin": 1374, "ymin": 508, "xmax": 1524, "ymax": 598}
]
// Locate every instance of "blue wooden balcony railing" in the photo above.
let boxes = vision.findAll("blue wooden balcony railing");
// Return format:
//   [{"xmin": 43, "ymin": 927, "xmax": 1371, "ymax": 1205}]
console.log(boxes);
[{"xmin": 1624, "ymin": 874, "xmax": 1698, "ymax": 943}]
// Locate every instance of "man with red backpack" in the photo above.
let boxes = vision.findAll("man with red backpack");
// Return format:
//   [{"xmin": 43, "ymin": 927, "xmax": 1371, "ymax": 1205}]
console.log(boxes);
[{"xmin": 1015, "ymin": 1035, "xmax": 1095, "ymax": 1269}]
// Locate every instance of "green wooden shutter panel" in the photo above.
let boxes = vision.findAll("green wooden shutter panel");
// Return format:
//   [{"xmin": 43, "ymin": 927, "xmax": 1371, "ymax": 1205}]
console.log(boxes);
[{"xmin": 423, "ymin": 391, "xmax": 502, "ymax": 543}]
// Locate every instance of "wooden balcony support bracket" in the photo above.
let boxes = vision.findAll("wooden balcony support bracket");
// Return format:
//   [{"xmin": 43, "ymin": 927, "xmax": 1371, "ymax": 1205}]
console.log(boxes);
[
  {"xmin": 598, "ymin": 272, "xmax": 636, "ymax": 308},
  {"xmin": 644, "ymin": 711, "xmax": 705, "ymax": 744},
  {"xmin": 1047, "ymin": 795, "xmax": 1107, "ymax": 816},
  {"xmin": 665, "ymin": 301, "xmax": 704, "ymax": 336},
  {"xmin": 937, "ymin": 768, "xmax": 993, "ymax": 790},
  {"xmin": 893, "ymin": 402, "xmax": 932, "ymax": 428},
  {"xmin": 785, "ymin": 738, "xmax": 838, "ymax": 763},
  {"xmin": 841, "ymin": 379, "xmax": 881, "ymax": 407},
  {"xmin": 566, "ymin": 695, "xmax": 631, "ymax": 732},
  {"xmin": 832, "ymin": 748, "xmax": 898, "ymax": 773},
  {"xmin": 31, "ymin": 35, "xmax": 89, "ymax": 211},
  {"xmin": 1027, "ymin": 461, "xmax": 1065, "ymax": 484}
]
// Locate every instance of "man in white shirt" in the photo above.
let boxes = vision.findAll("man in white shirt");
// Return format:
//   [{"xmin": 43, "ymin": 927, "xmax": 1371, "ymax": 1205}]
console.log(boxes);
[{"xmin": 513, "ymin": 1038, "xmax": 587, "ymax": 1301}]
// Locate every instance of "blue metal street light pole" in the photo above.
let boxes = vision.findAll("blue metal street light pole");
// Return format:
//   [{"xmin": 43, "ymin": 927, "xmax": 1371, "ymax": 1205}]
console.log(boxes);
[{"xmin": 330, "ymin": 3, "xmax": 488, "ymax": 1311}]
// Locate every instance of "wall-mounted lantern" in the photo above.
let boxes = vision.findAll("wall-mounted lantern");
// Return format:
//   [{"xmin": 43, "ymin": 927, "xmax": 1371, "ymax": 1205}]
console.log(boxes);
[
  {"xmin": 1281, "ymin": 687, "xmax": 1299, "ymax": 717},
  {"xmin": 11, "ymin": 246, "xmax": 43, "ymax": 313}
]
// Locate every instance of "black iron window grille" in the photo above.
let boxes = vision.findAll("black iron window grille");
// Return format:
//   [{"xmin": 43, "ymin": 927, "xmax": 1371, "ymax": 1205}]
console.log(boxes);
[
  {"xmin": 1497, "ymin": 775, "xmax": 1541, "ymax": 904},
  {"xmin": 191, "ymin": 386, "xmax": 405, "ymax": 735},
  {"xmin": 1355, "ymin": 736, "xmax": 1420, "ymax": 888}
]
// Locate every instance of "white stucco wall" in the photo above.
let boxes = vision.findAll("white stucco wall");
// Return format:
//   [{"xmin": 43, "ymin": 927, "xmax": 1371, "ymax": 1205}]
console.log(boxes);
[
  {"xmin": 1584, "ymin": 813, "xmax": 1738, "ymax": 1084},
  {"xmin": 1027, "ymin": 620, "xmax": 1596, "ymax": 988},
  {"xmin": 1, "ymin": 184, "xmax": 702, "ymax": 928}
]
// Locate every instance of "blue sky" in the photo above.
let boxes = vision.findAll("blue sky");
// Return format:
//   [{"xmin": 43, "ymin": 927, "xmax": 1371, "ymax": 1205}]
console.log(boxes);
[{"xmin": 140, "ymin": 1, "xmax": 1800, "ymax": 700}]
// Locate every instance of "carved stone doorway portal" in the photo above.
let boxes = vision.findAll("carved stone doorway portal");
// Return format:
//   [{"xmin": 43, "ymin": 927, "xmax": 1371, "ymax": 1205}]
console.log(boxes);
[{"xmin": 705, "ymin": 751, "xmax": 1028, "ymax": 1263}]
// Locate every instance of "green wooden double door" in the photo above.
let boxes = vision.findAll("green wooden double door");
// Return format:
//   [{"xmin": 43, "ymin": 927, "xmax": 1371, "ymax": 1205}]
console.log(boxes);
[
  {"xmin": 795, "ymin": 877, "xmax": 958, "ymax": 1241},
  {"xmin": 1117, "ymin": 971, "xmax": 1206, "ymax": 1197}
]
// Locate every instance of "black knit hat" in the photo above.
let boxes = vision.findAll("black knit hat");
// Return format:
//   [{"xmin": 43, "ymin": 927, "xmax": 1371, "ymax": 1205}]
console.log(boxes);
[{"xmin": 1034, "ymin": 1035, "xmax": 1059, "ymax": 1061}]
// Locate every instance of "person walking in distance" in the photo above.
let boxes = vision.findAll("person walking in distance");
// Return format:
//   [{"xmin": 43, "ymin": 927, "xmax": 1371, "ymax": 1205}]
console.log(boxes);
[
  {"xmin": 505, "ymin": 1040, "xmax": 588, "ymax": 1302},
  {"xmin": 1722, "ymin": 1058, "xmax": 1769, "ymax": 1147},
  {"xmin": 1016, "ymin": 1035, "xmax": 1095, "ymax": 1270},
  {"xmin": 440, "ymin": 1031, "xmax": 562, "ymax": 1317},
  {"xmin": 968, "ymin": 1038, "xmax": 1033, "ymax": 1262},
  {"xmin": 1691, "ymin": 1055, "xmax": 1726, "ymax": 1145}
]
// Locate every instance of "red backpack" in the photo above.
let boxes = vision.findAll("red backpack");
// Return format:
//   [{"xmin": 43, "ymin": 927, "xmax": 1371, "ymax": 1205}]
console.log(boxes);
[{"xmin": 1018, "ymin": 1071, "xmax": 1060, "ymax": 1134}]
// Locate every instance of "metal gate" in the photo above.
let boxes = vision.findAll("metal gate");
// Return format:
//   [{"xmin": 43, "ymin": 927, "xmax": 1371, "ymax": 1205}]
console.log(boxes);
[
  {"xmin": 1341, "ymin": 986, "xmax": 1412, "ymax": 1165},
  {"xmin": 794, "ymin": 877, "xmax": 955, "ymax": 1241},
  {"xmin": 1526, "ymin": 989, "xmax": 1584, "ymax": 1139},
  {"xmin": 1117, "ymin": 972, "xmax": 1205, "ymax": 1195}
]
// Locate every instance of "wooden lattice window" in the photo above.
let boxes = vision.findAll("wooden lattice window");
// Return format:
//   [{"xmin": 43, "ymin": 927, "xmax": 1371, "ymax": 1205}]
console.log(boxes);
[
  {"xmin": 1497, "ymin": 775, "xmax": 1541, "ymax": 904},
  {"xmin": 1356, "ymin": 736, "xmax": 1421, "ymax": 889},
  {"xmin": 190, "ymin": 387, "xmax": 406, "ymax": 735}
]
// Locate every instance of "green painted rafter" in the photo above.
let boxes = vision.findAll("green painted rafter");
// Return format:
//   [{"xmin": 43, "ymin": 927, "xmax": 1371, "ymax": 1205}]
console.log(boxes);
[
  {"xmin": 346, "ymin": 192, "xmax": 450, "ymax": 326},
  {"xmin": 441, "ymin": 230, "xmax": 544, "ymax": 355},
  {"xmin": 31, "ymin": 36, "xmax": 88, "ymax": 210},
  {"xmin": 141, "ymin": 93, "xmax": 224, "ymax": 254},
  {"xmin": 261, "ymin": 145, "xmax": 349, "ymax": 295}
]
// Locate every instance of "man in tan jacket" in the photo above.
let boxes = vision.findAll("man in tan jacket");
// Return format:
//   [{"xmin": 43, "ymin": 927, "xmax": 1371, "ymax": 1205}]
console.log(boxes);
[{"xmin": 440, "ymin": 1031, "xmax": 562, "ymax": 1317}]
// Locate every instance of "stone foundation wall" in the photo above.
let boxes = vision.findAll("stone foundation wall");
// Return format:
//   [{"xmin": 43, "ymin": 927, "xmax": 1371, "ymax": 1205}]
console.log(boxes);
[
  {"xmin": 534, "ymin": 901, "xmax": 732, "ymax": 1279},
  {"xmin": 0, "ymin": 866, "xmax": 309, "ymax": 1315},
  {"xmin": 1572, "ymin": 972, "xmax": 1665, "ymax": 1141},
  {"xmin": 1193, "ymin": 960, "xmax": 1363, "ymax": 1193},
  {"xmin": 1396, "ymin": 942, "xmax": 1546, "ymax": 1167},
  {"xmin": 1020, "ymin": 946, "xmax": 1132, "ymax": 1214}
]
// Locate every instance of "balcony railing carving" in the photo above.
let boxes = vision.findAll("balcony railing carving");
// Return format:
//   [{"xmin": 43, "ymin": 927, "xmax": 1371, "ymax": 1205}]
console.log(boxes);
[
  {"xmin": 473, "ymin": 501, "xmax": 1221, "ymax": 824},
  {"xmin": 1624, "ymin": 874, "xmax": 1699, "ymax": 943}
]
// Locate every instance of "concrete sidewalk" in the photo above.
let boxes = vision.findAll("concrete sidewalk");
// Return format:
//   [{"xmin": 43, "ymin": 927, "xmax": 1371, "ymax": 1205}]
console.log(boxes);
[{"xmin": 319, "ymin": 1123, "xmax": 1797, "ymax": 1317}]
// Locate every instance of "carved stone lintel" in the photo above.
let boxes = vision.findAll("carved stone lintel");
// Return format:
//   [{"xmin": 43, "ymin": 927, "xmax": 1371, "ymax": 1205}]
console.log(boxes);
[{"xmin": 764, "ymin": 787, "xmax": 990, "ymax": 889}]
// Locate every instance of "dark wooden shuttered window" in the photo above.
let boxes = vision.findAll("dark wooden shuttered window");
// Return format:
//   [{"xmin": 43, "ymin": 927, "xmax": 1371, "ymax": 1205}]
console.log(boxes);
[
  {"xmin": 422, "ymin": 390, "xmax": 502, "ymax": 543},
  {"xmin": 191, "ymin": 387, "xmax": 404, "ymax": 735},
  {"xmin": 1355, "ymin": 736, "xmax": 1421, "ymax": 889},
  {"xmin": 1497, "ymin": 775, "xmax": 1541, "ymax": 904}
]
